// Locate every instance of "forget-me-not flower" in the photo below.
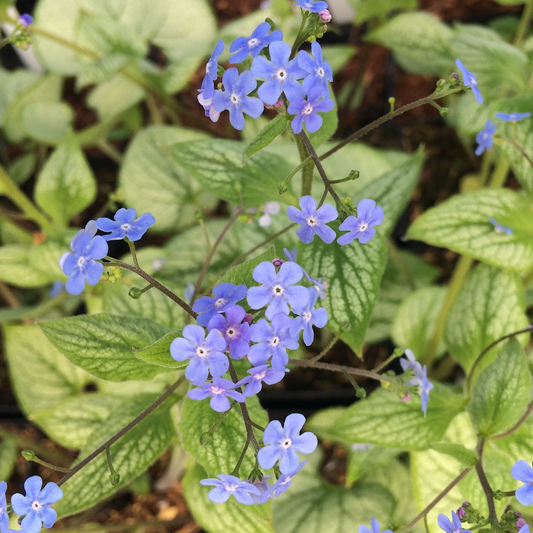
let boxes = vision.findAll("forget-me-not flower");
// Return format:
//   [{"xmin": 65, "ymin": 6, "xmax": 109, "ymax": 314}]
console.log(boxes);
[
  {"xmin": 198, "ymin": 77, "xmax": 221, "ymax": 122},
  {"xmin": 237, "ymin": 364, "xmax": 287, "ymax": 396},
  {"xmin": 421, "ymin": 365, "xmax": 432, "ymax": 417},
  {"xmin": 259, "ymin": 202, "xmax": 280, "ymax": 227},
  {"xmin": 213, "ymin": 68, "xmax": 264, "ymax": 130},
  {"xmin": 258, "ymin": 413, "xmax": 318, "ymax": 474},
  {"xmin": 200, "ymin": 474, "xmax": 261, "ymax": 505},
  {"xmin": 290, "ymin": 287, "xmax": 328, "ymax": 346},
  {"xmin": 287, "ymin": 195, "xmax": 338, "ymax": 244},
  {"xmin": 519, "ymin": 526, "xmax": 530, "ymax": 533},
  {"xmin": 193, "ymin": 283, "xmax": 248, "ymax": 327},
  {"xmin": 207, "ymin": 305, "xmax": 251, "ymax": 359},
  {"xmin": 19, "ymin": 14, "xmax": 33, "ymax": 26},
  {"xmin": 400, "ymin": 349, "xmax": 424, "ymax": 384},
  {"xmin": 438, "ymin": 511, "xmax": 472, "ymax": 533},
  {"xmin": 488, "ymin": 217, "xmax": 512, "ymax": 235},
  {"xmin": 170, "ymin": 325, "xmax": 228, "ymax": 382},
  {"xmin": 229, "ymin": 22, "xmax": 283, "ymax": 64},
  {"xmin": 359, "ymin": 518, "xmax": 394, "ymax": 533},
  {"xmin": 495, "ymin": 112, "xmax": 531, "ymax": 122},
  {"xmin": 251, "ymin": 41, "xmax": 306, "ymax": 105},
  {"xmin": 337, "ymin": 199, "xmax": 383, "ymax": 245},
  {"xmin": 201, "ymin": 39, "xmax": 224, "ymax": 99},
  {"xmin": 512, "ymin": 460, "xmax": 533, "ymax": 506},
  {"xmin": 283, "ymin": 248, "xmax": 328, "ymax": 299},
  {"xmin": 11, "ymin": 476, "xmax": 63, "ymax": 533},
  {"xmin": 249, "ymin": 314, "xmax": 299, "ymax": 370},
  {"xmin": 288, "ymin": 86, "xmax": 335, "ymax": 134},
  {"xmin": 455, "ymin": 58, "xmax": 483, "ymax": 104},
  {"xmin": 188, "ymin": 377, "xmax": 245, "ymax": 412},
  {"xmin": 248, "ymin": 475, "xmax": 273, "ymax": 504},
  {"xmin": 298, "ymin": 42, "xmax": 333, "ymax": 97},
  {"xmin": 0, "ymin": 481, "xmax": 8, "ymax": 533},
  {"xmin": 474, "ymin": 119, "xmax": 497, "ymax": 156},
  {"xmin": 247, "ymin": 261, "xmax": 309, "ymax": 320},
  {"xmin": 294, "ymin": 0, "xmax": 329, "ymax": 12},
  {"xmin": 96, "ymin": 208, "xmax": 155, "ymax": 242},
  {"xmin": 259, "ymin": 461, "xmax": 307, "ymax": 503}
]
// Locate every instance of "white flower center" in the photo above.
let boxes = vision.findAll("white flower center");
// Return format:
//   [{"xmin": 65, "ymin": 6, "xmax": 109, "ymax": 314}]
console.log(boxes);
[
  {"xmin": 306, "ymin": 216, "xmax": 318, "ymax": 227},
  {"xmin": 303, "ymin": 103, "xmax": 314, "ymax": 115},
  {"xmin": 255, "ymin": 369, "xmax": 268, "ymax": 380},
  {"xmin": 230, "ymin": 93, "xmax": 240, "ymax": 105},
  {"xmin": 196, "ymin": 346, "xmax": 209, "ymax": 358},
  {"xmin": 226, "ymin": 326, "xmax": 239, "ymax": 339},
  {"xmin": 494, "ymin": 226, "xmax": 503, "ymax": 234},
  {"xmin": 358, "ymin": 222, "xmax": 368, "ymax": 232},
  {"xmin": 302, "ymin": 311, "xmax": 312, "ymax": 322},
  {"xmin": 305, "ymin": 2, "xmax": 313, "ymax": 7},
  {"xmin": 272, "ymin": 284, "xmax": 284, "ymax": 297},
  {"xmin": 211, "ymin": 386, "xmax": 224, "ymax": 395},
  {"xmin": 121, "ymin": 223, "xmax": 131, "ymax": 231},
  {"xmin": 77, "ymin": 256, "xmax": 87, "ymax": 268},
  {"xmin": 280, "ymin": 476, "xmax": 292, "ymax": 486},
  {"xmin": 225, "ymin": 483, "xmax": 238, "ymax": 492},
  {"xmin": 248, "ymin": 38, "xmax": 260, "ymax": 49},
  {"xmin": 269, "ymin": 336, "xmax": 280, "ymax": 347},
  {"xmin": 31, "ymin": 501, "xmax": 42, "ymax": 511},
  {"xmin": 276, "ymin": 68, "xmax": 287, "ymax": 80},
  {"xmin": 215, "ymin": 298, "xmax": 228, "ymax": 309},
  {"xmin": 280, "ymin": 438, "xmax": 292, "ymax": 449},
  {"xmin": 317, "ymin": 67, "xmax": 325, "ymax": 77}
]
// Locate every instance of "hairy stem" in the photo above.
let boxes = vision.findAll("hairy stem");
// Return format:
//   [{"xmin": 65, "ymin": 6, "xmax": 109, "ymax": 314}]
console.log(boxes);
[
  {"xmin": 514, "ymin": 0, "xmax": 533, "ymax": 47},
  {"xmin": 310, "ymin": 334, "xmax": 339, "ymax": 362},
  {"xmin": 295, "ymin": 132, "xmax": 314, "ymax": 196},
  {"xmin": 475, "ymin": 439, "xmax": 497, "ymax": 520},
  {"xmin": 231, "ymin": 438, "xmax": 251, "ymax": 476}
]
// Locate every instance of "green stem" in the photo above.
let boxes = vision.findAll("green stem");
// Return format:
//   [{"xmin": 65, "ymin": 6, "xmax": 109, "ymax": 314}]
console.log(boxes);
[
  {"xmin": 500, "ymin": 137, "xmax": 533, "ymax": 172},
  {"xmin": 488, "ymin": 157, "xmax": 510, "ymax": 188},
  {"xmin": 373, "ymin": 351, "xmax": 401, "ymax": 374},
  {"xmin": 310, "ymin": 334, "xmax": 339, "ymax": 362},
  {"xmin": 0, "ymin": 164, "xmax": 51, "ymax": 230},
  {"xmin": 475, "ymin": 439, "xmax": 497, "ymax": 520},
  {"xmin": 23, "ymin": 453, "xmax": 72, "ymax": 473},
  {"xmin": 423, "ymin": 256, "xmax": 473, "ymax": 364},
  {"xmin": 514, "ymin": 0, "xmax": 533, "ymax": 47},
  {"xmin": 97, "ymin": 141, "xmax": 123, "ymax": 165},
  {"xmin": 127, "ymin": 240, "xmax": 139, "ymax": 269},
  {"xmin": 231, "ymin": 438, "xmax": 250, "ymax": 477},
  {"xmin": 295, "ymin": 133, "xmax": 314, "ymax": 196}
]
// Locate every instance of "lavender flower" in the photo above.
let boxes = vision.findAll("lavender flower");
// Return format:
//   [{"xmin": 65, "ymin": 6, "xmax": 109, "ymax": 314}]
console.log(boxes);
[
  {"xmin": 489, "ymin": 217, "xmax": 512, "ymax": 235},
  {"xmin": 229, "ymin": 22, "xmax": 283, "ymax": 64},
  {"xmin": 236, "ymin": 364, "xmax": 287, "ymax": 396},
  {"xmin": 287, "ymin": 195, "xmax": 338, "ymax": 244},
  {"xmin": 438, "ymin": 511, "xmax": 472, "ymax": 533},
  {"xmin": 359, "ymin": 518, "xmax": 394, "ymax": 533},
  {"xmin": 290, "ymin": 287, "xmax": 328, "ymax": 345},
  {"xmin": 188, "ymin": 377, "xmax": 245, "ymax": 412},
  {"xmin": 207, "ymin": 305, "xmax": 251, "ymax": 359},
  {"xmin": 512, "ymin": 460, "xmax": 533, "ymax": 506},
  {"xmin": 259, "ymin": 202, "xmax": 280, "ymax": 227},
  {"xmin": 495, "ymin": 112, "xmax": 531, "ymax": 122},
  {"xmin": 96, "ymin": 208, "xmax": 155, "ymax": 242},
  {"xmin": 455, "ymin": 58, "xmax": 483, "ymax": 104},
  {"xmin": 297, "ymin": 42, "xmax": 333, "ymax": 97},
  {"xmin": 259, "ymin": 461, "xmax": 307, "ymax": 502},
  {"xmin": 200, "ymin": 475, "xmax": 261, "ymax": 505},
  {"xmin": 288, "ymin": 86, "xmax": 334, "ymax": 134},
  {"xmin": 193, "ymin": 283, "xmax": 247, "ymax": 327},
  {"xmin": 294, "ymin": 0, "xmax": 329, "ymax": 13},
  {"xmin": 337, "ymin": 199, "xmax": 383, "ymax": 245},
  {"xmin": 475, "ymin": 119, "xmax": 497, "ymax": 156}
]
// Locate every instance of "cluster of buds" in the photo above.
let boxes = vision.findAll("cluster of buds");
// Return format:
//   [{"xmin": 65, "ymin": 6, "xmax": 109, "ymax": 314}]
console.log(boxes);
[{"xmin": 8, "ymin": 14, "xmax": 33, "ymax": 50}]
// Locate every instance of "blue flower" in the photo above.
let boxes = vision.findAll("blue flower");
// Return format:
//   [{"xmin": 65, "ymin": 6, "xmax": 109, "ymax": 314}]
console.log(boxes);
[
  {"xmin": 213, "ymin": 68, "xmax": 264, "ymax": 130},
  {"xmin": 294, "ymin": 0, "xmax": 329, "ymax": 12},
  {"xmin": 400, "ymin": 349, "xmax": 424, "ymax": 385},
  {"xmin": 495, "ymin": 112, "xmax": 531, "ymax": 122},
  {"xmin": 282, "ymin": 248, "xmax": 329, "ymax": 300},
  {"xmin": 193, "ymin": 283, "xmax": 248, "ymax": 327},
  {"xmin": 247, "ymin": 261, "xmax": 309, "ymax": 320},
  {"xmin": 170, "ymin": 325, "xmax": 228, "ymax": 382},
  {"xmin": 287, "ymin": 195, "xmax": 338, "ymax": 244},
  {"xmin": 0, "ymin": 481, "xmax": 8, "ymax": 533},
  {"xmin": 49, "ymin": 281, "xmax": 65, "ymax": 298},
  {"xmin": 247, "ymin": 474, "xmax": 273, "ymax": 504},
  {"xmin": 96, "ymin": 208, "xmax": 155, "ymax": 242},
  {"xmin": 438, "ymin": 511, "xmax": 471, "ymax": 533},
  {"xmin": 259, "ymin": 461, "xmax": 308, "ymax": 503},
  {"xmin": 229, "ymin": 22, "xmax": 283, "ymax": 64},
  {"xmin": 337, "ymin": 199, "xmax": 383, "ymax": 245},
  {"xmin": 297, "ymin": 42, "xmax": 333, "ymax": 97},
  {"xmin": 188, "ymin": 377, "xmax": 245, "ymax": 412},
  {"xmin": 249, "ymin": 314, "xmax": 299, "ymax": 370},
  {"xmin": 236, "ymin": 364, "xmax": 287, "ymax": 396},
  {"xmin": 512, "ymin": 460, "xmax": 533, "ymax": 506},
  {"xmin": 359, "ymin": 518, "xmax": 394, "ymax": 533},
  {"xmin": 519, "ymin": 526, "xmax": 530, "ymax": 533},
  {"xmin": 288, "ymin": 86, "xmax": 335, "ymax": 134},
  {"xmin": 11, "ymin": 476, "xmax": 63, "ymax": 533},
  {"xmin": 200, "ymin": 474, "xmax": 261, "ymax": 505},
  {"xmin": 488, "ymin": 217, "xmax": 512, "ymax": 235},
  {"xmin": 18, "ymin": 14, "xmax": 33, "ymax": 26},
  {"xmin": 60, "ymin": 229, "xmax": 108, "ymax": 296},
  {"xmin": 251, "ymin": 41, "xmax": 306, "ymax": 105},
  {"xmin": 207, "ymin": 305, "xmax": 251, "ymax": 359},
  {"xmin": 290, "ymin": 287, "xmax": 328, "ymax": 346},
  {"xmin": 200, "ymin": 39, "xmax": 224, "ymax": 100},
  {"xmin": 421, "ymin": 365, "xmax": 432, "ymax": 417},
  {"xmin": 455, "ymin": 58, "xmax": 483, "ymax": 104},
  {"xmin": 475, "ymin": 119, "xmax": 497, "ymax": 156},
  {"xmin": 198, "ymin": 77, "xmax": 221, "ymax": 123},
  {"xmin": 258, "ymin": 413, "xmax": 318, "ymax": 474}
]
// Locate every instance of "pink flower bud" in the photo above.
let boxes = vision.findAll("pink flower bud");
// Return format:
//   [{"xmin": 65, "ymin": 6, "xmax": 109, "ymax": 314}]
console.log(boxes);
[
  {"xmin": 516, "ymin": 519, "xmax": 527, "ymax": 529},
  {"xmin": 462, "ymin": 502, "xmax": 469, "ymax": 508},
  {"xmin": 401, "ymin": 391, "xmax": 411, "ymax": 402},
  {"xmin": 516, "ymin": 512, "xmax": 523, "ymax": 518},
  {"xmin": 243, "ymin": 313, "xmax": 254, "ymax": 325},
  {"xmin": 272, "ymin": 258, "xmax": 285, "ymax": 268},
  {"xmin": 457, "ymin": 507, "xmax": 466, "ymax": 519},
  {"xmin": 319, "ymin": 9, "xmax": 332, "ymax": 23}
]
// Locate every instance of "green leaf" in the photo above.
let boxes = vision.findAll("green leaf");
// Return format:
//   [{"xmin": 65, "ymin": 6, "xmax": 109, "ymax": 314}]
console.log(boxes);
[
  {"xmin": 76, "ymin": 54, "xmax": 131, "ymax": 89},
  {"xmin": 366, "ymin": 13, "xmax": 454, "ymax": 76},
  {"xmin": 134, "ymin": 331, "xmax": 185, "ymax": 369},
  {"xmin": 183, "ymin": 463, "xmax": 274, "ymax": 533},
  {"xmin": 429, "ymin": 443, "xmax": 478, "ymax": 466},
  {"xmin": 7, "ymin": 152, "xmax": 37, "ymax": 186},
  {"xmin": 41, "ymin": 314, "xmax": 172, "ymax": 382},
  {"xmin": 4, "ymin": 324, "xmax": 89, "ymax": 415},
  {"xmin": 444, "ymin": 263, "xmax": 528, "ymax": 374},
  {"xmin": 0, "ymin": 438, "xmax": 17, "ymax": 481},
  {"xmin": 55, "ymin": 393, "xmax": 176, "ymax": 518},
  {"xmin": 221, "ymin": 247, "xmax": 277, "ymax": 288},
  {"xmin": 34, "ymin": 135, "xmax": 97, "ymax": 226},
  {"xmin": 243, "ymin": 115, "xmax": 289, "ymax": 162},
  {"xmin": 87, "ymin": 75, "xmax": 145, "ymax": 120},
  {"xmin": 20, "ymin": 101, "xmax": 73, "ymax": 144},
  {"xmin": 180, "ymin": 395, "xmax": 268, "ymax": 477},
  {"xmin": 406, "ymin": 189, "xmax": 533, "ymax": 272},
  {"xmin": 170, "ymin": 139, "xmax": 293, "ymax": 206},
  {"xmin": 391, "ymin": 286, "xmax": 447, "ymax": 358},
  {"xmin": 0, "ymin": 70, "xmax": 40, "ymax": 127},
  {"xmin": 356, "ymin": 0, "xmax": 418, "ymax": 23},
  {"xmin": 347, "ymin": 445, "xmax": 401, "ymax": 485},
  {"xmin": 120, "ymin": 126, "xmax": 209, "ymax": 232},
  {"xmin": 300, "ymin": 234, "xmax": 387, "ymax": 355},
  {"xmin": 303, "ymin": 407, "xmax": 350, "ymax": 445},
  {"xmin": 353, "ymin": 149, "xmax": 424, "ymax": 235},
  {"xmin": 308, "ymin": 386, "xmax": 467, "ymax": 451},
  {"xmin": 273, "ymin": 452, "xmax": 395, "ymax": 533},
  {"xmin": 467, "ymin": 338, "xmax": 531, "ymax": 437},
  {"xmin": 30, "ymin": 394, "xmax": 123, "ymax": 449},
  {"xmin": 0, "ymin": 245, "xmax": 54, "ymax": 288}
]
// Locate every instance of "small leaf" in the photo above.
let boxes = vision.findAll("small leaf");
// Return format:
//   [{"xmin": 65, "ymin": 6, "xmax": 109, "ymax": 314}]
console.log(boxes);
[
  {"xmin": 243, "ymin": 115, "xmax": 289, "ymax": 162},
  {"xmin": 133, "ymin": 331, "xmax": 185, "ymax": 369},
  {"xmin": 467, "ymin": 338, "xmax": 531, "ymax": 436},
  {"xmin": 429, "ymin": 443, "xmax": 478, "ymax": 466},
  {"xmin": 220, "ymin": 247, "xmax": 277, "ymax": 288}
]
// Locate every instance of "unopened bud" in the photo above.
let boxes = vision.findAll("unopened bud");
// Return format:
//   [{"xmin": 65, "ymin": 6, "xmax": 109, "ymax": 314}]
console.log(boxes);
[
  {"xmin": 348, "ymin": 170, "xmax": 360, "ymax": 180},
  {"xmin": 462, "ymin": 502, "xmax": 469, "ymax": 508},
  {"xmin": 319, "ymin": 9, "xmax": 332, "ymax": 22},
  {"xmin": 516, "ymin": 512, "xmax": 522, "ymax": 518},
  {"xmin": 436, "ymin": 79, "xmax": 446, "ymax": 89},
  {"xmin": 439, "ymin": 107, "xmax": 449, "ymax": 117},
  {"xmin": 401, "ymin": 391, "xmax": 411, "ymax": 402},
  {"xmin": 109, "ymin": 472, "xmax": 121, "ymax": 485},
  {"xmin": 200, "ymin": 432, "xmax": 213, "ymax": 447},
  {"xmin": 278, "ymin": 181, "xmax": 289, "ymax": 195},
  {"xmin": 356, "ymin": 388, "xmax": 366, "ymax": 399},
  {"xmin": 129, "ymin": 287, "xmax": 142, "ymax": 299},
  {"xmin": 517, "ymin": 519, "xmax": 527, "ymax": 529},
  {"xmin": 451, "ymin": 72, "xmax": 460, "ymax": 84},
  {"xmin": 21, "ymin": 449, "xmax": 35, "ymax": 461},
  {"xmin": 457, "ymin": 507, "xmax": 466, "ymax": 519},
  {"xmin": 266, "ymin": 17, "xmax": 276, "ymax": 31},
  {"xmin": 272, "ymin": 258, "xmax": 285, "ymax": 268},
  {"xmin": 18, "ymin": 14, "xmax": 33, "ymax": 27},
  {"xmin": 243, "ymin": 313, "xmax": 254, "ymax": 325}
]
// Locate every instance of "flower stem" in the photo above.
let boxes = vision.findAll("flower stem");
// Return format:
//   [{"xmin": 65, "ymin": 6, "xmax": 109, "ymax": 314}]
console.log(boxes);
[
  {"xmin": 231, "ymin": 438, "xmax": 250, "ymax": 477},
  {"xmin": 514, "ymin": 0, "xmax": 533, "ymax": 48},
  {"xmin": 295, "ymin": 132, "xmax": 314, "ymax": 196},
  {"xmin": 475, "ymin": 439, "xmax": 497, "ymax": 520},
  {"xmin": 127, "ymin": 240, "xmax": 139, "ymax": 269},
  {"xmin": 23, "ymin": 453, "xmax": 72, "ymax": 473},
  {"xmin": 491, "ymin": 400, "xmax": 533, "ymax": 440},
  {"xmin": 309, "ymin": 334, "xmax": 339, "ymax": 362}
]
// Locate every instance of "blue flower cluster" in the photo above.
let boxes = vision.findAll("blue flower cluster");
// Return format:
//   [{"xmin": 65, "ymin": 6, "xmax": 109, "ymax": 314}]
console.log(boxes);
[
  {"xmin": 198, "ymin": 2, "xmax": 334, "ymax": 132},
  {"xmin": 1, "ymin": 476, "xmax": 63, "ymax": 533},
  {"xmin": 59, "ymin": 208, "xmax": 155, "ymax": 295},
  {"xmin": 474, "ymin": 112, "xmax": 531, "ymax": 156},
  {"xmin": 400, "ymin": 349, "xmax": 433, "ymax": 417},
  {"xmin": 170, "ymin": 258, "xmax": 327, "ymax": 504}
]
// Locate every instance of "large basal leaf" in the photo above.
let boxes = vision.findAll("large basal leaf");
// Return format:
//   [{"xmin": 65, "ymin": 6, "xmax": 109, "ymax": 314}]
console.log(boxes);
[
  {"xmin": 183, "ymin": 463, "xmax": 274, "ymax": 533},
  {"xmin": 40, "ymin": 314, "xmax": 172, "ymax": 381},
  {"xmin": 20, "ymin": 101, "xmax": 74, "ymax": 144},
  {"xmin": 0, "ymin": 245, "xmax": 54, "ymax": 288},
  {"xmin": 467, "ymin": 338, "xmax": 531, "ymax": 437},
  {"xmin": 120, "ymin": 126, "xmax": 209, "ymax": 232},
  {"xmin": 0, "ymin": 70, "xmax": 40, "ymax": 127},
  {"xmin": 170, "ymin": 139, "xmax": 293, "ymax": 207},
  {"xmin": 406, "ymin": 189, "xmax": 533, "ymax": 272},
  {"xmin": 347, "ymin": 445, "xmax": 401, "ymax": 486},
  {"xmin": 0, "ymin": 438, "xmax": 17, "ymax": 482},
  {"xmin": 34, "ymin": 134, "xmax": 97, "ymax": 226},
  {"xmin": 55, "ymin": 393, "xmax": 176, "ymax": 517},
  {"xmin": 366, "ymin": 12, "xmax": 454, "ymax": 76},
  {"xmin": 307, "ymin": 386, "xmax": 466, "ymax": 451},
  {"xmin": 444, "ymin": 263, "xmax": 528, "ymax": 374},
  {"xmin": 4, "ymin": 325, "xmax": 89, "ymax": 415},
  {"xmin": 180, "ymin": 395, "xmax": 268, "ymax": 478},
  {"xmin": 355, "ymin": 0, "xmax": 418, "ymax": 23}
]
